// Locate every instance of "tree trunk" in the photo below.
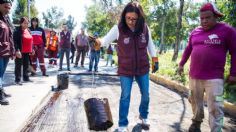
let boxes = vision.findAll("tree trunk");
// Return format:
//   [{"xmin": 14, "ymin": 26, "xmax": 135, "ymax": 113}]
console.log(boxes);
[
  {"xmin": 159, "ymin": 16, "xmax": 166, "ymax": 55},
  {"xmin": 172, "ymin": 0, "xmax": 184, "ymax": 61}
]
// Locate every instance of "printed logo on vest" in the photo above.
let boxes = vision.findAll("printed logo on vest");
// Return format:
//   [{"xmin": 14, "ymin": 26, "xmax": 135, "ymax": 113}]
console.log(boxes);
[
  {"xmin": 0, "ymin": 22, "xmax": 7, "ymax": 29},
  {"xmin": 124, "ymin": 37, "xmax": 130, "ymax": 44},
  {"xmin": 141, "ymin": 33, "xmax": 146, "ymax": 43},
  {"xmin": 205, "ymin": 34, "xmax": 221, "ymax": 45}
]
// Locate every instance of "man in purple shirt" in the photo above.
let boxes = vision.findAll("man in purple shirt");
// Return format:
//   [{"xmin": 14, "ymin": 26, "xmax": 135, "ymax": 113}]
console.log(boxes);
[
  {"xmin": 178, "ymin": 3, "xmax": 236, "ymax": 132},
  {"xmin": 74, "ymin": 28, "xmax": 88, "ymax": 67}
]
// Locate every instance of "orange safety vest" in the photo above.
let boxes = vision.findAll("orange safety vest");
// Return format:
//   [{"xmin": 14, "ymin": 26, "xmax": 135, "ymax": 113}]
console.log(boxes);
[{"xmin": 46, "ymin": 35, "xmax": 58, "ymax": 51}]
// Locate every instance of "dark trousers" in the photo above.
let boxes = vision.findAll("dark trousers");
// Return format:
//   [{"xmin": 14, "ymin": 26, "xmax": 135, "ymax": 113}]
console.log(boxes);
[
  {"xmin": 70, "ymin": 50, "xmax": 75, "ymax": 63},
  {"xmin": 59, "ymin": 48, "xmax": 70, "ymax": 70},
  {"xmin": 75, "ymin": 46, "xmax": 86, "ymax": 66},
  {"xmin": 15, "ymin": 53, "xmax": 30, "ymax": 82}
]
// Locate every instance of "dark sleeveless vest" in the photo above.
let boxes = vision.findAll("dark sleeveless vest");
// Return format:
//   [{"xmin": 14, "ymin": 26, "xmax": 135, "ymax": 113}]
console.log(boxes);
[
  {"xmin": 117, "ymin": 24, "xmax": 149, "ymax": 76},
  {"xmin": 107, "ymin": 45, "xmax": 113, "ymax": 55},
  {"xmin": 60, "ymin": 31, "xmax": 71, "ymax": 49}
]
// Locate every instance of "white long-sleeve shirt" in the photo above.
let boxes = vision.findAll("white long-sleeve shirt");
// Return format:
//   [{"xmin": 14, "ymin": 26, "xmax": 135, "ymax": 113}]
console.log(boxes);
[{"xmin": 100, "ymin": 25, "xmax": 157, "ymax": 57}]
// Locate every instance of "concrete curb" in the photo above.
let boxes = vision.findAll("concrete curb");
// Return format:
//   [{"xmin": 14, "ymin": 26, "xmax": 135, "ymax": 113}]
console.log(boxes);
[{"xmin": 150, "ymin": 73, "xmax": 236, "ymax": 118}]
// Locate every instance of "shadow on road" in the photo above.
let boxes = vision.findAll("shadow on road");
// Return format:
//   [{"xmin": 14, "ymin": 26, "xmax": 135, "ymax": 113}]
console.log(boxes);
[
  {"xmin": 169, "ymin": 92, "xmax": 187, "ymax": 132},
  {"xmin": 69, "ymin": 74, "xmax": 120, "ymax": 89}
]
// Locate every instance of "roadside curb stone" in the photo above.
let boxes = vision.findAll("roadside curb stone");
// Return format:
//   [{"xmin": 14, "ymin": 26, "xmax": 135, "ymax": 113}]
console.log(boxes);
[{"xmin": 150, "ymin": 73, "xmax": 236, "ymax": 118}]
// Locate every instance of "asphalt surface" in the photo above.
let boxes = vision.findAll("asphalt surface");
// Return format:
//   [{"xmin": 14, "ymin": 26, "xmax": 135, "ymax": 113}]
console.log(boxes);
[{"xmin": 21, "ymin": 57, "xmax": 236, "ymax": 132}]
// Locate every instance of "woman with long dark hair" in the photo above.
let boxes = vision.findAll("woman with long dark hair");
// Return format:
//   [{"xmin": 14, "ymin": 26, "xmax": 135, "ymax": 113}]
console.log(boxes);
[
  {"xmin": 96, "ymin": 2, "xmax": 159, "ymax": 131},
  {"xmin": 14, "ymin": 17, "xmax": 34, "ymax": 85}
]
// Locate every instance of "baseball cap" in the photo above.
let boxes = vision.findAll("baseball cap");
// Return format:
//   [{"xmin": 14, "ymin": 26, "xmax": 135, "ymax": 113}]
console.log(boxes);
[
  {"xmin": 0, "ymin": 0, "xmax": 12, "ymax": 4},
  {"xmin": 200, "ymin": 2, "xmax": 224, "ymax": 17}
]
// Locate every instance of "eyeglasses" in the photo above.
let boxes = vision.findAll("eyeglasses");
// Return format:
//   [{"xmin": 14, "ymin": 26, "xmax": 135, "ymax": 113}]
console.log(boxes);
[{"xmin": 125, "ymin": 16, "xmax": 138, "ymax": 22}]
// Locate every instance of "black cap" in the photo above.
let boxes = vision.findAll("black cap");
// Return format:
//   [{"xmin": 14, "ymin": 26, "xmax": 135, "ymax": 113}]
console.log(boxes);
[{"xmin": 0, "ymin": 0, "xmax": 12, "ymax": 4}]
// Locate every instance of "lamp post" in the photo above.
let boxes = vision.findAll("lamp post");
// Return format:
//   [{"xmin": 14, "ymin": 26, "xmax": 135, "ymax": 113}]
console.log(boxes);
[{"xmin": 27, "ymin": 0, "xmax": 30, "ymax": 19}]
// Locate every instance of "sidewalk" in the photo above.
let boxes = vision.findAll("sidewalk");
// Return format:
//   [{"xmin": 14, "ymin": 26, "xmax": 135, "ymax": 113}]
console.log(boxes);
[{"xmin": 0, "ymin": 59, "xmax": 57, "ymax": 132}]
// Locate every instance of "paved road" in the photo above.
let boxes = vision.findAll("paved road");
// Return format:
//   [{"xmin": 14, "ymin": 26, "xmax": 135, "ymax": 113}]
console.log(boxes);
[{"xmin": 19, "ymin": 57, "xmax": 236, "ymax": 132}]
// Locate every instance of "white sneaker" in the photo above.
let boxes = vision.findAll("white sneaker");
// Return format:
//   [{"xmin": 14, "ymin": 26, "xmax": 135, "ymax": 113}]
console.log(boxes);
[
  {"xmin": 139, "ymin": 116, "xmax": 150, "ymax": 130},
  {"xmin": 118, "ymin": 126, "xmax": 128, "ymax": 132}
]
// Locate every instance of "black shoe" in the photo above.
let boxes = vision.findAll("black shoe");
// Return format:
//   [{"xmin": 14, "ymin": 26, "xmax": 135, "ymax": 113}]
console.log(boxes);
[
  {"xmin": 58, "ymin": 68, "xmax": 62, "ymax": 71},
  {"xmin": 0, "ymin": 90, "xmax": 9, "ymax": 105},
  {"xmin": 67, "ymin": 69, "xmax": 71, "ymax": 71},
  {"xmin": 42, "ymin": 73, "xmax": 49, "ymax": 77},
  {"xmin": 0, "ymin": 98, "xmax": 9, "ymax": 105},
  {"xmin": 2, "ymin": 90, "xmax": 11, "ymax": 98},
  {"xmin": 15, "ymin": 81, "xmax": 23, "ymax": 85},
  {"xmin": 74, "ymin": 65, "xmax": 78, "ymax": 67},
  {"xmin": 23, "ymin": 79, "xmax": 33, "ymax": 83},
  {"xmin": 189, "ymin": 121, "xmax": 201, "ymax": 132},
  {"xmin": 31, "ymin": 72, "xmax": 36, "ymax": 76}
]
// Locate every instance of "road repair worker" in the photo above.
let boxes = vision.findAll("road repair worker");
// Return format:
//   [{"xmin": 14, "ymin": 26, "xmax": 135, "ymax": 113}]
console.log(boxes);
[
  {"xmin": 178, "ymin": 2, "xmax": 236, "ymax": 132},
  {"xmin": 30, "ymin": 17, "xmax": 48, "ymax": 76},
  {"xmin": 46, "ymin": 30, "xmax": 59, "ymax": 67}
]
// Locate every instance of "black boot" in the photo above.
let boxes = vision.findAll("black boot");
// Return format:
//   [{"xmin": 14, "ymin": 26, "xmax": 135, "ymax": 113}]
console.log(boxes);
[
  {"xmin": 42, "ymin": 72, "xmax": 49, "ymax": 77},
  {"xmin": 2, "ymin": 89, "xmax": 11, "ymax": 98},
  {"xmin": 0, "ymin": 89, "xmax": 9, "ymax": 105},
  {"xmin": 189, "ymin": 121, "xmax": 201, "ymax": 132}
]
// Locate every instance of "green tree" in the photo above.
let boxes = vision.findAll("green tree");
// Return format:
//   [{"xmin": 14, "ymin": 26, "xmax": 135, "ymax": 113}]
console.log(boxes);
[
  {"xmin": 66, "ymin": 15, "xmax": 77, "ymax": 32},
  {"xmin": 217, "ymin": 1, "xmax": 236, "ymax": 28},
  {"xmin": 172, "ymin": 0, "xmax": 184, "ymax": 61},
  {"xmin": 12, "ymin": 0, "xmax": 38, "ymax": 24},
  {"xmin": 147, "ymin": 0, "xmax": 176, "ymax": 53},
  {"xmin": 42, "ymin": 6, "xmax": 64, "ymax": 29},
  {"xmin": 83, "ymin": 2, "xmax": 117, "ymax": 36}
]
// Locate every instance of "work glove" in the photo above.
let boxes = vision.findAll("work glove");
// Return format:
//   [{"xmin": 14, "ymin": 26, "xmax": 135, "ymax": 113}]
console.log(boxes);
[{"xmin": 152, "ymin": 57, "xmax": 159, "ymax": 73}]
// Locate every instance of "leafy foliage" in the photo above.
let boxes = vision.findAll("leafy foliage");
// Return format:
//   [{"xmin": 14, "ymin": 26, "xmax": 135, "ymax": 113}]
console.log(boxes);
[
  {"xmin": 66, "ymin": 15, "xmax": 77, "ymax": 32},
  {"xmin": 12, "ymin": 0, "xmax": 38, "ymax": 24},
  {"xmin": 217, "ymin": 1, "xmax": 236, "ymax": 28},
  {"xmin": 83, "ymin": 2, "xmax": 117, "ymax": 36},
  {"xmin": 42, "ymin": 6, "xmax": 64, "ymax": 29}
]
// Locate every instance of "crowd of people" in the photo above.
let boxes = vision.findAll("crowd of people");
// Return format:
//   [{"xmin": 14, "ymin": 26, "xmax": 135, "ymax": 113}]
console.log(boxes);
[
  {"xmin": 0, "ymin": 1, "xmax": 236, "ymax": 132},
  {"xmin": 0, "ymin": 1, "xmax": 115, "ymax": 106}
]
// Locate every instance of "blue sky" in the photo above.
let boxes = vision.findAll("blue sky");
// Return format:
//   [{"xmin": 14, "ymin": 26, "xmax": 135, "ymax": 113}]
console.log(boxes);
[{"xmin": 35, "ymin": 0, "xmax": 93, "ymax": 34}]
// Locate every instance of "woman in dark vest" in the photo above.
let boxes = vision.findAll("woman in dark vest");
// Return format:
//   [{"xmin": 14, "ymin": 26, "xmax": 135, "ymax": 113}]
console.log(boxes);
[
  {"xmin": 14, "ymin": 17, "xmax": 33, "ymax": 85},
  {"xmin": 96, "ymin": 2, "xmax": 159, "ymax": 132}
]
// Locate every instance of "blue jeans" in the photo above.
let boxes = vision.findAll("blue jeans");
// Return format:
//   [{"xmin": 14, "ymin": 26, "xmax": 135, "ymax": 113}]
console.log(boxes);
[
  {"xmin": 89, "ymin": 50, "xmax": 99, "ymax": 71},
  {"xmin": 119, "ymin": 73, "xmax": 150, "ymax": 127},
  {"xmin": 0, "ymin": 57, "xmax": 9, "ymax": 89},
  {"xmin": 106, "ymin": 54, "xmax": 113, "ymax": 66},
  {"xmin": 59, "ymin": 48, "xmax": 71, "ymax": 70}
]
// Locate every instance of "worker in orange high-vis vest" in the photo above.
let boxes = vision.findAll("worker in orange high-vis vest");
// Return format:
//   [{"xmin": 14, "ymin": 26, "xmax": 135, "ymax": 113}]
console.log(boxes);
[{"xmin": 46, "ymin": 30, "xmax": 59, "ymax": 67}]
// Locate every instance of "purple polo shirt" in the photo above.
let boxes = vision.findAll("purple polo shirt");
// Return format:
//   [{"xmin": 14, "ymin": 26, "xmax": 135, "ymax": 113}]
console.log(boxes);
[{"xmin": 179, "ymin": 22, "xmax": 236, "ymax": 80}]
